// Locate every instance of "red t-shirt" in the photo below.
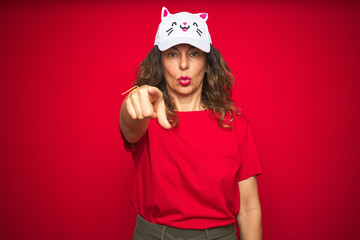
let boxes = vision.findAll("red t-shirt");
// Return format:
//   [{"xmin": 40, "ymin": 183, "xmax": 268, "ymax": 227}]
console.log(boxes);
[{"xmin": 121, "ymin": 110, "xmax": 263, "ymax": 229}]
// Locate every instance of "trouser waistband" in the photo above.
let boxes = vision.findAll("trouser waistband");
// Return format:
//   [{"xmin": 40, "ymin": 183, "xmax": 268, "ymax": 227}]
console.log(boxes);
[{"xmin": 133, "ymin": 214, "xmax": 237, "ymax": 240}]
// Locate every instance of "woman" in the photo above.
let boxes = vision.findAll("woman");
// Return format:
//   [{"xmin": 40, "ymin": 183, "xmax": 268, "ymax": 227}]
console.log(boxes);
[{"xmin": 120, "ymin": 7, "xmax": 263, "ymax": 240}]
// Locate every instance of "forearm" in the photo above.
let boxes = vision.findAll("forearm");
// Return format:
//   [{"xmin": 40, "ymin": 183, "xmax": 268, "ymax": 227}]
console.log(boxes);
[
  {"xmin": 237, "ymin": 208, "xmax": 262, "ymax": 240},
  {"xmin": 119, "ymin": 98, "xmax": 149, "ymax": 144}
]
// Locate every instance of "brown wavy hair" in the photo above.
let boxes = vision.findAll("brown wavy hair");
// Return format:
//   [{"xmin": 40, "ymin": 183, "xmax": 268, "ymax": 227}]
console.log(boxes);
[{"xmin": 133, "ymin": 44, "xmax": 242, "ymax": 129}]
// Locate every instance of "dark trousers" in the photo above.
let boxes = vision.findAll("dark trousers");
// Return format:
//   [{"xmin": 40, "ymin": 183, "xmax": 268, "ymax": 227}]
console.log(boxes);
[{"xmin": 133, "ymin": 215, "xmax": 237, "ymax": 240}]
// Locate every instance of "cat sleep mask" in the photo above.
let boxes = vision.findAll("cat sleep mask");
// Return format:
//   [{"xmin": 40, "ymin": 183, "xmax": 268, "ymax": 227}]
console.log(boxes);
[{"xmin": 154, "ymin": 7, "xmax": 212, "ymax": 53}]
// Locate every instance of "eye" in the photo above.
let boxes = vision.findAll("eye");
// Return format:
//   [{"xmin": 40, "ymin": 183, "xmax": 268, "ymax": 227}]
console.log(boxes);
[
  {"xmin": 190, "ymin": 51, "xmax": 199, "ymax": 57},
  {"xmin": 172, "ymin": 22, "xmax": 177, "ymax": 26},
  {"xmin": 193, "ymin": 22, "xmax": 198, "ymax": 27},
  {"xmin": 168, "ymin": 52, "xmax": 177, "ymax": 57}
]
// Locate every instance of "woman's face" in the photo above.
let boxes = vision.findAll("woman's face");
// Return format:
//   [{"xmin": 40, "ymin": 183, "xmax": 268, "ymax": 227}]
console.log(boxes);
[{"xmin": 161, "ymin": 44, "xmax": 206, "ymax": 98}]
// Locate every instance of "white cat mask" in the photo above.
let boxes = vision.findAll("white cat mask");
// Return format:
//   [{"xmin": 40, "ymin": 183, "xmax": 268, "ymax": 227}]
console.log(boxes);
[{"xmin": 154, "ymin": 7, "xmax": 212, "ymax": 53}]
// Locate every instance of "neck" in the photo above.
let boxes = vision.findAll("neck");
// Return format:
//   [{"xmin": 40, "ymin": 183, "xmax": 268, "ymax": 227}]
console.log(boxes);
[{"xmin": 167, "ymin": 89, "xmax": 205, "ymax": 112}]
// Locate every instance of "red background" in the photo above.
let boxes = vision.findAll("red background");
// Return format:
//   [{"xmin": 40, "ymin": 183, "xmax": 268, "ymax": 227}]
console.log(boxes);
[{"xmin": 1, "ymin": 1, "xmax": 359, "ymax": 239}]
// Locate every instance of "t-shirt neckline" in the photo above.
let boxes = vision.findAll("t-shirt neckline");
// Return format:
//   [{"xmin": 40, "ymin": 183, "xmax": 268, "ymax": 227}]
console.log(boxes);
[{"xmin": 175, "ymin": 109, "xmax": 208, "ymax": 113}]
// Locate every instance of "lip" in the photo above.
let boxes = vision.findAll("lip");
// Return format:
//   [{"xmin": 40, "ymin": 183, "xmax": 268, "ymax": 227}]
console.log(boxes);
[
  {"xmin": 178, "ymin": 76, "xmax": 191, "ymax": 80},
  {"xmin": 178, "ymin": 76, "xmax": 191, "ymax": 86}
]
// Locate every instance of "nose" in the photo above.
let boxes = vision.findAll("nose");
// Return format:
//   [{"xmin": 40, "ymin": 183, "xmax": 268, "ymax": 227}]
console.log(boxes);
[
  {"xmin": 179, "ymin": 54, "xmax": 189, "ymax": 70},
  {"xmin": 183, "ymin": 22, "xmax": 187, "ymax": 25}
]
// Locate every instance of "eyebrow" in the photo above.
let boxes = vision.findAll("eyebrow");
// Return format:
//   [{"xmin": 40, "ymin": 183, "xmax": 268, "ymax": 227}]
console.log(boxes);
[{"xmin": 171, "ymin": 46, "xmax": 195, "ymax": 50}]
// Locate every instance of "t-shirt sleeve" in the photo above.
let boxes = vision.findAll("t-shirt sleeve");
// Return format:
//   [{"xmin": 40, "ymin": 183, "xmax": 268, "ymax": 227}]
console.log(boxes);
[
  {"xmin": 120, "ymin": 128, "xmax": 146, "ymax": 153},
  {"xmin": 236, "ymin": 117, "xmax": 264, "ymax": 182}
]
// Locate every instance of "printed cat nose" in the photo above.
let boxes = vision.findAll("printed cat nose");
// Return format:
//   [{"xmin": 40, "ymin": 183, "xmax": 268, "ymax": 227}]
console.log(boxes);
[{"xmin": 183, "ymin": 22, "xmax": 187, "ymax": 25}]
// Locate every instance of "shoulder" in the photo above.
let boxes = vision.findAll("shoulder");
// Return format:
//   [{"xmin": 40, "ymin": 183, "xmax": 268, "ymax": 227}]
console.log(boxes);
[
  {"xmin": 232, "ymin": 113, "xmax": 250, "ymax": 137},
  {"xmin": 205, "ymin": 105, "xmax": 251, "ymax": 130},
  {"xmin": 226, "ymin": 106, "xmax": 250, "ymax": 129}
]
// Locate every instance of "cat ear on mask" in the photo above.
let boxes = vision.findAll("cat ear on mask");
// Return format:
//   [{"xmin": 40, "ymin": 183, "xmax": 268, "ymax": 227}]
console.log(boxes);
[
  {"xmin": 196, "ymin": 13, "xmax": 208, "ymax": 22},
  {"xmin": 161, "ymin": 7, "xmax": 172, "ymax": 21}
]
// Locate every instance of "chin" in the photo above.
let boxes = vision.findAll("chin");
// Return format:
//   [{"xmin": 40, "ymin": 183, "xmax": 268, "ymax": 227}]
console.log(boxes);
[
  {"xmin": 167, "ymin": 82, "xmax": 202, "ymax": 97},
  {"xmin": 176, "ymin": 85, "xmax": 196, "ymax": 95}
]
